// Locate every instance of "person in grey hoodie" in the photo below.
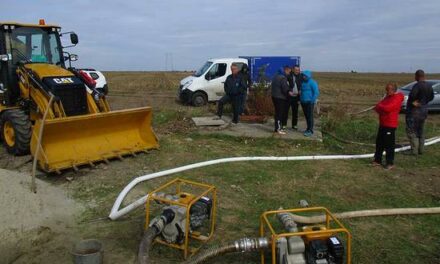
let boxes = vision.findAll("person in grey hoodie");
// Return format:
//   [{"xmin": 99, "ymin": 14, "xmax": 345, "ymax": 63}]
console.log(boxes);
[
  {"xmin": 271, "ymin": 66, "xmax": 292, "ymax": 134},
  {"xmin": 405, "ymin": 69, "xmax": 434, "ymax": 155}
]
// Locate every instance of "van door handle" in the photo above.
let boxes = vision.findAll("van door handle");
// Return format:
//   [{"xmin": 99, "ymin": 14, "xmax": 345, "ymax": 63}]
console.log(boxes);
[{"xmin": 221, "ymin": 82, "xmax": 225, "ymax": 84}]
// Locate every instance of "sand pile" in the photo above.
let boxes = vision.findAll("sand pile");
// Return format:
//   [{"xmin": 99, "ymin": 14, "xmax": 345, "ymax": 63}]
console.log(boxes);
[{"xmin": 0, "ymin": 169, "xmax": 82, "ymax": 263}]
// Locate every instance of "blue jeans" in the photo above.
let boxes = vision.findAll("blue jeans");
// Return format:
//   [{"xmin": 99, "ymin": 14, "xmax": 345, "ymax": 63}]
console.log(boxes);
[{"xmin": 301, "ymin": 102, "xmax": 314, "ymax": 133}]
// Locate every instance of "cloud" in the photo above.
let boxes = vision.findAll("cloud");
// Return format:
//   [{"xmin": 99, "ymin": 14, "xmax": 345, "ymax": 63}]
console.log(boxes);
[{"xmin": 1, "ymin": 0, "xmax": 439, "ymax": 72}]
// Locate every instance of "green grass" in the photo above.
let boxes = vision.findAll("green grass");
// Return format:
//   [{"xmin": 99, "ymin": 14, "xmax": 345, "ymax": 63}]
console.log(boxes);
[
  {"xmin": 62, "ymin": 72, "xmax": 440, "ymax": 264},
  {"xmin": 67, "ymin": 126, "xmax": 440, "ymax": 263}
]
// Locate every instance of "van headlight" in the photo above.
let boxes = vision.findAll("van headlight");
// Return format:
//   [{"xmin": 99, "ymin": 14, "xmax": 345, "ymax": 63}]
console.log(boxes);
[{"xmin": 182, "ymin": 79, "xmax": 193, "ymax": 90}]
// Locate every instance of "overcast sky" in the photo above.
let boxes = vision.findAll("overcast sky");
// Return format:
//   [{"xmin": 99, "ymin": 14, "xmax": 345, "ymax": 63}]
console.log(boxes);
[{"xmin": 2, "ymin": 0, "xmax": 439, "ymax": 72}]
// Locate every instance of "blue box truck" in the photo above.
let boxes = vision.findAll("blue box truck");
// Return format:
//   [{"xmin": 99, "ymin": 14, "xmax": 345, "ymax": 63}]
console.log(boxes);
[{"xmin": 239, "ymin": 56, "xmax": 301, "ymax": 83}]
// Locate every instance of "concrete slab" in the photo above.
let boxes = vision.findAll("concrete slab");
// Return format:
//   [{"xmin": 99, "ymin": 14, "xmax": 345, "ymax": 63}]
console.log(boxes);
[
  {"xmin": 192, "ymin": 117, "xmax": 226, "ymax": 126},
  {"xmin": 196, "ymin": 115, "xmax": 322, "ymax": 141}
]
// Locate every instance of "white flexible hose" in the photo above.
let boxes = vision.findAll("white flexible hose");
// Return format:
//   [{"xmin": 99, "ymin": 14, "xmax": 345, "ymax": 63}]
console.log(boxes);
[
  {"xmin": 109, "ymin": 136, "xmax": 440, "ymax": 220},
  {"xmin": 291, "ymin": 207, "xmax": 440, "ymax": 224}
]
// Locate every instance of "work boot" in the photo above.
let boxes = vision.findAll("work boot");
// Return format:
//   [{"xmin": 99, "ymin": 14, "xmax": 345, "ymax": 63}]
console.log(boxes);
[
  {"xmin": 418, "ymin": 136, "xmax": 425, "ymax": 155},
  {"xmin": 408, "ymin": 134, "xmax": 419, "ymax": 155},
  {"xmin": 384, "ymin": 164, "xmax": 395, "ymax": 170}
]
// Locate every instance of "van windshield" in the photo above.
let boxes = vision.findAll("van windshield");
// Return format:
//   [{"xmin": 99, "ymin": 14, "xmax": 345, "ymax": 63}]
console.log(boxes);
[{"xmin": 194, "ymin": 61, "xmax": 213, "ymax": 77}]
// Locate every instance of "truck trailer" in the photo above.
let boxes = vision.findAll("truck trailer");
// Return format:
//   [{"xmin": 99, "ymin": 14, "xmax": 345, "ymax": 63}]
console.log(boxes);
[{"xmin": 178, "ymin": 56, "xmax": 300, "ymax": 106}]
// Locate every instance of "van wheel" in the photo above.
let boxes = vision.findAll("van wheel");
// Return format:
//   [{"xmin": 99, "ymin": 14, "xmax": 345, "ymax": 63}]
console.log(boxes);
[
  {"xmin": 1, "ymin": 109, "xmax": 31, "ymax": 155},
  {"xmin": 192, "ymin": 92, "xmax": 207, "ymax": 107}
]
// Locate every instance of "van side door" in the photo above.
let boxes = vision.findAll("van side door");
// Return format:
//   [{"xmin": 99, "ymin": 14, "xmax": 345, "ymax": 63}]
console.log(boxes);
[{"xmin": 203, "ymin": 63, "xmax": 227, "ymax": 101}]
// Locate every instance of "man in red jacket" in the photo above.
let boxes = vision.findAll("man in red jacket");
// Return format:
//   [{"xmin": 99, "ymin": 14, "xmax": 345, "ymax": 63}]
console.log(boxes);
[{"xmin": 372, "ymin": 83, "xmax": 404, "ymax": 169}]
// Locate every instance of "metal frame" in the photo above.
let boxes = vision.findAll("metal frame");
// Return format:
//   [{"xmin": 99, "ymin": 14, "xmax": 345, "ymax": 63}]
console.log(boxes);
[
  {"xmin": 259, "ymin": 207, "xmax": 351, "ymax": 264},
  {"xmin": 145, "ymin": 178, "xmax": 217, "ymax": 259}
]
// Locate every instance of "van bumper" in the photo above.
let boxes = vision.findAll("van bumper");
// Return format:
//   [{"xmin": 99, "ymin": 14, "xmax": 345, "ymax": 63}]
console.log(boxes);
[{"xmin": 178, "ymin": 87, "xmax": 193, "ymax": 104}]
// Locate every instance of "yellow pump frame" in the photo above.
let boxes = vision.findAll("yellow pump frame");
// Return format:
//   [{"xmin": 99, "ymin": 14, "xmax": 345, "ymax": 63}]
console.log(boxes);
[
  {"xmin": 260, "ymin": 207, "xmax": 352, "ymax": 264},
  {"xmin": 145, "ymin": 178, "xmax": 217, "ymax": 259}
]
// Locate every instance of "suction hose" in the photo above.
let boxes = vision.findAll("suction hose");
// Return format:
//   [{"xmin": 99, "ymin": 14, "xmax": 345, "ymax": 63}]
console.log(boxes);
[
  {"xmin": 183, "ymin": 237, "xmax": 270, "ymax": 264},
  {"xmin": 109, "ymin": 136, "xmax": 440, "ymax": 220},
  {"xmin": 138, "ymin": 226, "xmax": 160, "ymax": 264},
  {"xmin": 290, "ymin": 207, "xmax": 440, "ymax": 224},
  {"xmin": 138, "ymin": 208, "xmax": 175, "ymax": 264}
]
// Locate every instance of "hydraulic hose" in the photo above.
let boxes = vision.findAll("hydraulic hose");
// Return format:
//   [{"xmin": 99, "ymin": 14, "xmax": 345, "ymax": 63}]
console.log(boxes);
[
  {"xmin": 183, "ymin": 237, "xmax": 269, "ymax": 264},
  {"xmin": 290, "ymin": 207, "xmax": 440, "ymax": 224},
  {"xmin": 138, "ymin": 226, "xmax": 160, "ymax": 264},
  {"xmin": 31, "ymin": 94, "xmax": 55, "ymax": 193},
  {"xmin": 109, "ymin": 136, "xmax": 440, "ymax": 220}
]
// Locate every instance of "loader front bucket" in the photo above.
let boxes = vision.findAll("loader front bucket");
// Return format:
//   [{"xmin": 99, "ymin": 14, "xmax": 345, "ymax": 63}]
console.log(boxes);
[{"xmin": 30, "ymin": 107, "xmax": 159, "ymax": 172}]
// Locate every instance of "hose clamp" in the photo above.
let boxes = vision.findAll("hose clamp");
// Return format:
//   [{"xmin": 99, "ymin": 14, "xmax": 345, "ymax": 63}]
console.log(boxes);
[{"xmin": 235, "ymin": 237, "xmax": 269, "ymax": 252}]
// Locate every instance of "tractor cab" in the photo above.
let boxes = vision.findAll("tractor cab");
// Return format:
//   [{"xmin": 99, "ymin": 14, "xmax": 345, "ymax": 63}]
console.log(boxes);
[{"xmin": 0, "ymin": 20, "xmax": 78, "ymax": 105}]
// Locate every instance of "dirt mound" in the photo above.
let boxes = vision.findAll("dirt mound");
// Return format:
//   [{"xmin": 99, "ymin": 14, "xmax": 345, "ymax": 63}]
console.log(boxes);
[{"xmin": 0, "ymin": 169, "xmax": 82, "ymax": 263}]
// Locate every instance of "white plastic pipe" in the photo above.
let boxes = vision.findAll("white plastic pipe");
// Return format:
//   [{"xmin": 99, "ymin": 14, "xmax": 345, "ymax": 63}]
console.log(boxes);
[
  {"xmin": 290, "ymin": 207, "xmax": 440, "ymax": 224},
  {"xmin": 109, "ymin": 137, "xmax": 440, "ymax": 220}
]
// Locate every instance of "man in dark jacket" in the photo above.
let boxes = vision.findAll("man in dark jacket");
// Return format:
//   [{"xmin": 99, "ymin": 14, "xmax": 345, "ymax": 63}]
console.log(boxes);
[
  {"xmin": 283, "ymin": 65, "xmax": 302, "ymax": 130},
  {"xmin": 271, "ymin": 66, "xmax": 291, "ymax": 134},
  {"xmin": 216, "ymin": 63, "xmax": 246, "ymax": 124},
  {"xmin": 405, "ymin": 69, "xmax": 434, "ymax": 155},
  {"xmin": 238, "ymin": 64, "xmax": 252, "ymax": 115}
]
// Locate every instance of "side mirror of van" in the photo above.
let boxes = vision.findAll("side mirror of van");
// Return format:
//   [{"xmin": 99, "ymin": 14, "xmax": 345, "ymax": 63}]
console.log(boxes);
[{"xmin": 205, "ymin": 73, "xmax": 212, "ymax": 81}]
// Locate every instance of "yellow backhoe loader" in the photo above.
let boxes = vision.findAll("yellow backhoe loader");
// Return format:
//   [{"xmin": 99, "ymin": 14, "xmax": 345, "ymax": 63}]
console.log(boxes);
[{"xmin": 0, "ymin": 20, "xmax": 158, "ymax": 173}]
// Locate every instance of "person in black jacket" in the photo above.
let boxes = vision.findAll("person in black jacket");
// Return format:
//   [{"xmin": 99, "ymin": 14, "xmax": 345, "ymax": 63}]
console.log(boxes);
[
  {"xmin": 405, "ymin": 69, "xmax": 434, "ymax": 155},
  {"xmin": 216, "ymin": 64, "xmax": 246, "ymax": 124},
  {"xmin": 271, "ymin": 66, "xmax": 292, "ymax": 134},
  {"xmin": 283, "ymin": 65, "xmax": 302, "ymax": 130},
  {"xmin": 238, "ymin": 64, "xmax": 252, "ymax": 115}
]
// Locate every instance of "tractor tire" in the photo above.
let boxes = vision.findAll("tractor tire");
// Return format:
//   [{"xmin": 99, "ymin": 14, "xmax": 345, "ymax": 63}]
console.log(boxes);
[
  {"xmin": 1, "ymin": 109, "xmax": 31, "ymax": 155},
  {"xmin": 192, "ymin": 92, "xmax": 207, "ymax": 107}
]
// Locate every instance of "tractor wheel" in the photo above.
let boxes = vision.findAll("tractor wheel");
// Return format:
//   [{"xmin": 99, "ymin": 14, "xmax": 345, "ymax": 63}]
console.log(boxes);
[
  {"xmin": 1, "ymin": 109, "xmax": 31, "ymax": 155},
  {"xmin": 192, "ymin": 92, "xmax": 207, "ymax": 107}
]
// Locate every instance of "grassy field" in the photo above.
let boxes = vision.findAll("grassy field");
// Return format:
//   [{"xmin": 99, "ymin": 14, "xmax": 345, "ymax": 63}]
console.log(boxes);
[{"xmin": 7, "ymin": 71, "xmax": 440, "ymax": 263}]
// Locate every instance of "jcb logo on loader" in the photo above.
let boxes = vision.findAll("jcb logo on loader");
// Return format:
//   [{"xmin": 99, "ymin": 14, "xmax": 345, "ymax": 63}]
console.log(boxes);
[{"xmin": 53, "ymin": 77, "xmax": 74, "ymax": 84}]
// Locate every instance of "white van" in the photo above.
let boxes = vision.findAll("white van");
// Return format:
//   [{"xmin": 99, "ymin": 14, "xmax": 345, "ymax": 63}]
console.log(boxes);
[{"xmin": 178, "ymin": 58, "xmax": 248, "ymax": 106}]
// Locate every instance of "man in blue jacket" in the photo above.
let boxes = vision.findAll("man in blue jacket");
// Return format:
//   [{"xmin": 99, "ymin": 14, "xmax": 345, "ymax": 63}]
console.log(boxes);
[{"xmin": 300, "ymin": 70, "xmax": 319, "ymax": 137}]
